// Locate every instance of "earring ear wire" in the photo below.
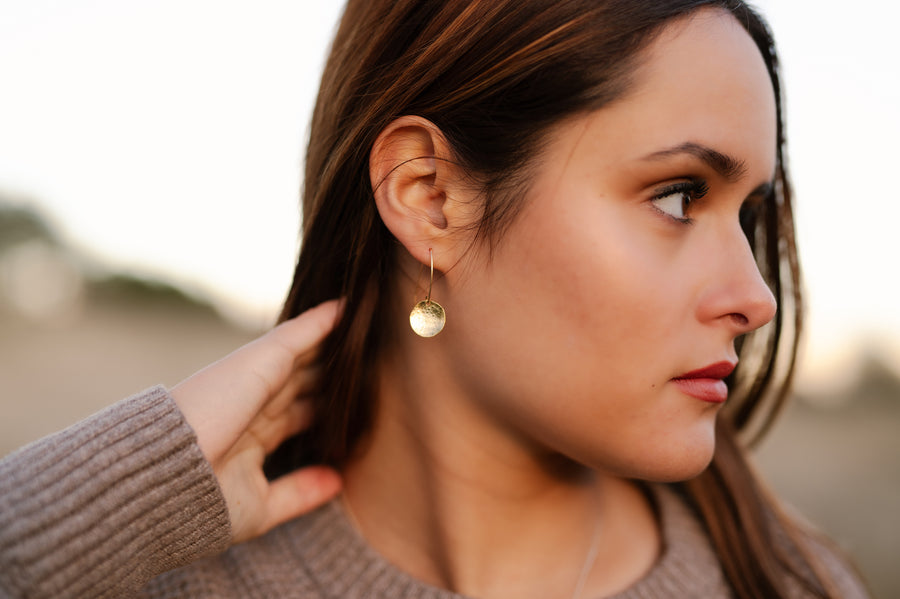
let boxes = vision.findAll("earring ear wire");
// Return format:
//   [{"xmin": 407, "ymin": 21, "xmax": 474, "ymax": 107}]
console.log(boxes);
[{"xmin": 409, "ymin": 248, "xmax": 446, "ymax": 337}]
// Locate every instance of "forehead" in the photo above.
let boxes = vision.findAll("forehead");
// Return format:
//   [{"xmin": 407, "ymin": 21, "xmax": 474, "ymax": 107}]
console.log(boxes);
[{"xmin": 576, "ymin": 8, "xmax": 777, "ymax": 177}]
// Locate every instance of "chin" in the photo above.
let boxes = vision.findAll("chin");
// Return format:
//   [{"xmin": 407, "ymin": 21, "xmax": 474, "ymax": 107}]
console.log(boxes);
[
  {"xmin": 614, "ymin": 427, "xmax": 718, "ymax": 483},
  {"xmin": 639, "ymin": 453, "xmax": 716, "ymax": 483},
  {"xmin": 649, "ymin": 443, "xmax": 717, "ymax": 482}
]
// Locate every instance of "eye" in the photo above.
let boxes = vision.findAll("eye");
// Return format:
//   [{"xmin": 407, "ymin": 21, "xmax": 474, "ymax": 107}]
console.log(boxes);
[{"xmin": 651, "ymin": 179, "xmax": 709, "ymax": 223}]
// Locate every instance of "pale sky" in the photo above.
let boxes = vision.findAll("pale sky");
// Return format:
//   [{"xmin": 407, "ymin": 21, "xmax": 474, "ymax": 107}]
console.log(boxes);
[{"xmin": 1, "ymin": 1, "xmax": 898, "ymax": 387}]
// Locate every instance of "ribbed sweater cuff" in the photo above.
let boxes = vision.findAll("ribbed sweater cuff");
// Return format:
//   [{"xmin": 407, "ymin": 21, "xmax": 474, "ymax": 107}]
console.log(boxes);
[{"xmin": 0, "ymin": 386, "xmax": 231, "ymax": 599}]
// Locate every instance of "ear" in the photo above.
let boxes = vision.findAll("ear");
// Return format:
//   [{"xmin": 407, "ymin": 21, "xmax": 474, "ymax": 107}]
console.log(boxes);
[{"xmin": 370, "ymin": 115, "xmax": 474, "ymax": 268}]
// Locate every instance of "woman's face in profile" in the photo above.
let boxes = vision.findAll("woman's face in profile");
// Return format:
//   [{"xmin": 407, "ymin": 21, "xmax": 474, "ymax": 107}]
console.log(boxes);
[{"xmin": 441, "ymin": 9, "xmax": 778, "ymax": 481}]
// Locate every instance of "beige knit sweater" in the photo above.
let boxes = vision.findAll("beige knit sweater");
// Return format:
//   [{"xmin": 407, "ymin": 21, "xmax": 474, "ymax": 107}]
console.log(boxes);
[{"xmin": 0, "ymin": 387, "xmax": 868, "ymax": 598}]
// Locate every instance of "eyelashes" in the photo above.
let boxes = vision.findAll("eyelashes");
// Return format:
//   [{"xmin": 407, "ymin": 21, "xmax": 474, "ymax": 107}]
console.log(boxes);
[
  {"xmin": 650, "ymin": 178, "xmax": 710, "ymax": 224},
  {"xmin": 647, "ymin": 178, "xmax": 771, "ymax": 234}
]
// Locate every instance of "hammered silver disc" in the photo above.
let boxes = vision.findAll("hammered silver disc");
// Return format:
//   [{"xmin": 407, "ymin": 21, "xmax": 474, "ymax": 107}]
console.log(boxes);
[{"xmin": 409, "ymin": 300, "xmax": 446, "ymax": 337}]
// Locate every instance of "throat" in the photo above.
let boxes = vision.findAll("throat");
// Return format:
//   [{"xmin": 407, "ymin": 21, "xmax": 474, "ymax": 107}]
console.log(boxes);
[
  {"xmin": 342, "ymin": 446, "xmax": 660, "ymax": 599},
  {"xmin": 338, "ymin": 347, "xmax": 661, "ymax": 598}
]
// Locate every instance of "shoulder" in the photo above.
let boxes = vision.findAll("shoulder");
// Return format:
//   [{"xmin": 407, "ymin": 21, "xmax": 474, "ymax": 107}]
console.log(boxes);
[
  {"xmin": 638, "ymin": 485, "xmax": 872, "ymax": 599},
  {"xmin": 789, "ymin": 525, "xmax": 871, "ymax": 599},
  {"xmin": 140, "ymin": 500, "xmax": 348, "ymax": 599},
  {"xmin": 141, "ymin": 496, "xmax": 473, "ymax": 599}
]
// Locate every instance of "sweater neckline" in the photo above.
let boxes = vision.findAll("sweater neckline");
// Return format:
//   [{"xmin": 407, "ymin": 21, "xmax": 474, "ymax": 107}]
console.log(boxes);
[{"xmin": 288, "ymin": 484, "xmax": 728, "ymax": 598}]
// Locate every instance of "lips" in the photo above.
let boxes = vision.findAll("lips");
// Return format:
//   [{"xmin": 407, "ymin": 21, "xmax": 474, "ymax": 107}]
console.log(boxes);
[{"xmin": 670, "ymin": 361, "xmax": 736, "ymax": 404}]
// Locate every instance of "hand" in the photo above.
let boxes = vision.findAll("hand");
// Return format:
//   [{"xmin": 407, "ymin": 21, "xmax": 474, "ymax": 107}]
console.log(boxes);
[{"xmin": 170, "ymin": 299, "xmax": 343, "ymax": 544}]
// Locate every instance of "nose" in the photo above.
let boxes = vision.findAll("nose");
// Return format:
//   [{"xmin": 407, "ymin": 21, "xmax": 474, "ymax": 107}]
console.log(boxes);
[{"xmin": 696, "ymin": 224, "xmax": 778, "ymax": 336}]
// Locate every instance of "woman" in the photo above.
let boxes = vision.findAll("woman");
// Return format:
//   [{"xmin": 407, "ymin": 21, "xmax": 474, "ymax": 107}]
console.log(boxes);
[{"xmin": 0, "ymin": 1, "xmax": 870, "ymax": 598}]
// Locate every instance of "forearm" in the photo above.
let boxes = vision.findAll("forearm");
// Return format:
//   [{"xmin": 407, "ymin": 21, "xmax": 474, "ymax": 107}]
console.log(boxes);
[{"xmin": 0, "ymin": 386, "xmax": 231, "ymax": 599}]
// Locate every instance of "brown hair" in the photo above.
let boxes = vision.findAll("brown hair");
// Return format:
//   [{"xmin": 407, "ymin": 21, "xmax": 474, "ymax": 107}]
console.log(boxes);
[{"xmin": 271, "ymin": 1, "xmax": 835, "ymax": 597}]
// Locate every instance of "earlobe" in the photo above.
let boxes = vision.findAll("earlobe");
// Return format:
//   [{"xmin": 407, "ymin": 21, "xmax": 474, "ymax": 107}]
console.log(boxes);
[{"xmin": 370, "ymin": 116, "xmax": 467, "ymax": 266}]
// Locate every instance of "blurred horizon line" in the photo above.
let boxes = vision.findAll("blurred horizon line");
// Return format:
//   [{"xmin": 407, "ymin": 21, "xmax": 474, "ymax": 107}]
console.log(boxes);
[{"xmin": 2, "ymin": 191, "xmax": 899, "ymax": 395}]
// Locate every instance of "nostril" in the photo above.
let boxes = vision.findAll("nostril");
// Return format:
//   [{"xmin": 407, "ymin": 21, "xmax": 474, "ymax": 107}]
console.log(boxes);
[{"xmin": 730, "ymin": 313, "xmax": 749, "ymax": 327}]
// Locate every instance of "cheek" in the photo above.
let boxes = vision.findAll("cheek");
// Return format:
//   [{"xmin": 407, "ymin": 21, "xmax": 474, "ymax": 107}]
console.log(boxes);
[
  {"xmin": 450, "ymin": 193, "xmax": 691, "ymax": 405},
  {"xmin": 443, "ymin": 184, "xmax": 717, "ymax": 480},
  {"xmin": 518, "ymin": 194, "xmax": 688, "ymax": 367}
]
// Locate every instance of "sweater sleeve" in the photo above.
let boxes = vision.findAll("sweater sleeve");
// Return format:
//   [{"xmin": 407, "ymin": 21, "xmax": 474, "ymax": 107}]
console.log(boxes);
[{"xmin": 0, "ymin": 386, "xmax": 232, "ymax": 599}]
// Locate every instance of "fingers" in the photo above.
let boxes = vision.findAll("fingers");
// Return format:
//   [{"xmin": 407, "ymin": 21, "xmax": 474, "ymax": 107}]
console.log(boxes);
[
  {"xmin": 259, "ymin": 362, "xmax": 322, "ymax": 421},
  {"xmin": 211, "ymin": 298, "xmax": 342, "ymax": 411},
  {"xmin": 252, "ymin": 467, "xmax": 342, "ymax": 542},
  {"xmin": 211, "ymin": 299, "xmax": 342, "ymax": 405},
  {"xmin": 251, "ymin": 396, "xmax": 315, "ymax": 455},
  {"xmin": 172, "ymin": 299, "xmax": 342, "ymax": 462},
  {"xmin": 267, "ymin": 299, "xmax": 344, "ymax": 364}
]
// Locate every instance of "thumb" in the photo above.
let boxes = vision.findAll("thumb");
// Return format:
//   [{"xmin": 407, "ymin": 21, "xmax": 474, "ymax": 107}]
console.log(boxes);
[{"xmin": 254, "ymin": 467, "xmax": 343, "ymax": 541}]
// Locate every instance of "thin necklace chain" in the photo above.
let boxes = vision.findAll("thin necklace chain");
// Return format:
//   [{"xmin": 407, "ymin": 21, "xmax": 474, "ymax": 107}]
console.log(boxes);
[
  {"xmin": 570, "ymin": 512, "xmax": 603, "ymax": 599},
  {"xmin": 340, "ymin": 493, "xmax": 365, "ymax": 534},
  {"xmin": 341, "ymin": 493, "xmax": 603, "ymax": 599}
]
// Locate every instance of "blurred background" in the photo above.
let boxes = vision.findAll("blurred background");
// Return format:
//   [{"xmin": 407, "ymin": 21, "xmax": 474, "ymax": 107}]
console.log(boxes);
[{"xmin": 0, "ymin": 2, "xmax": 897, "ymax": 597}]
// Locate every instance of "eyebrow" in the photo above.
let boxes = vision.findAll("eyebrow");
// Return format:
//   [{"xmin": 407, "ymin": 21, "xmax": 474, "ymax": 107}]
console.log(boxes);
[{"xmin": 642, "ymin": 142, "xmax": 749, "ymax": 182}]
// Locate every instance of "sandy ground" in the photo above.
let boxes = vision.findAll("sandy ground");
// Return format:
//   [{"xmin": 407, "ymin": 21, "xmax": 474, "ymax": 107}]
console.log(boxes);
[
  {"xmin": 0, "ymin": 302, "xmax": 256, "ymax": 453},
  {"xmin": 1, "ymin": 302, "xmax": 897, "ymax": 598},
  {"xmin": 754, "ymin": 400, "xmax": 899, "ymax": 598}
]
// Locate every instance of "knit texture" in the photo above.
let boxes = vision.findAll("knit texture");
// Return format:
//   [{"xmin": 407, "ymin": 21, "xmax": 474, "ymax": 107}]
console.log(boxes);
[
  {"xmin": 141, "ymin": 481, "xmax": 733, "ymax": 599},
  {"xmin": 0, "ymin": 386, "xmax": 231, "ymax": 598},
  {"xmin": 0, "ymin": 387, "xmax": 869, "ymax": 599}
]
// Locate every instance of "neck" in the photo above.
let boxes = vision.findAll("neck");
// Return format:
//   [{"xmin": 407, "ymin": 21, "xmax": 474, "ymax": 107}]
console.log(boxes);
[{"xmin": 341, "ymin": 338, "xmax": 661, "ymax": 599}]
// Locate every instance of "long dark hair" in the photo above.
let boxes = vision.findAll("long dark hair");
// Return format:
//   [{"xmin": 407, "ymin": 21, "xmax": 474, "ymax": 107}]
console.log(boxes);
[{"xmin": 271, "ymin": 1, "xmax": 835, "ymax": 597}]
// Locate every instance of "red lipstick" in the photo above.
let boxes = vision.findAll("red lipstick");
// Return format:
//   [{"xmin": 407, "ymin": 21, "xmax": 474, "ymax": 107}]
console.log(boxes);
[{"xmin": 670, "ymin": 361, "xmax": 736, "ymax": 404}]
